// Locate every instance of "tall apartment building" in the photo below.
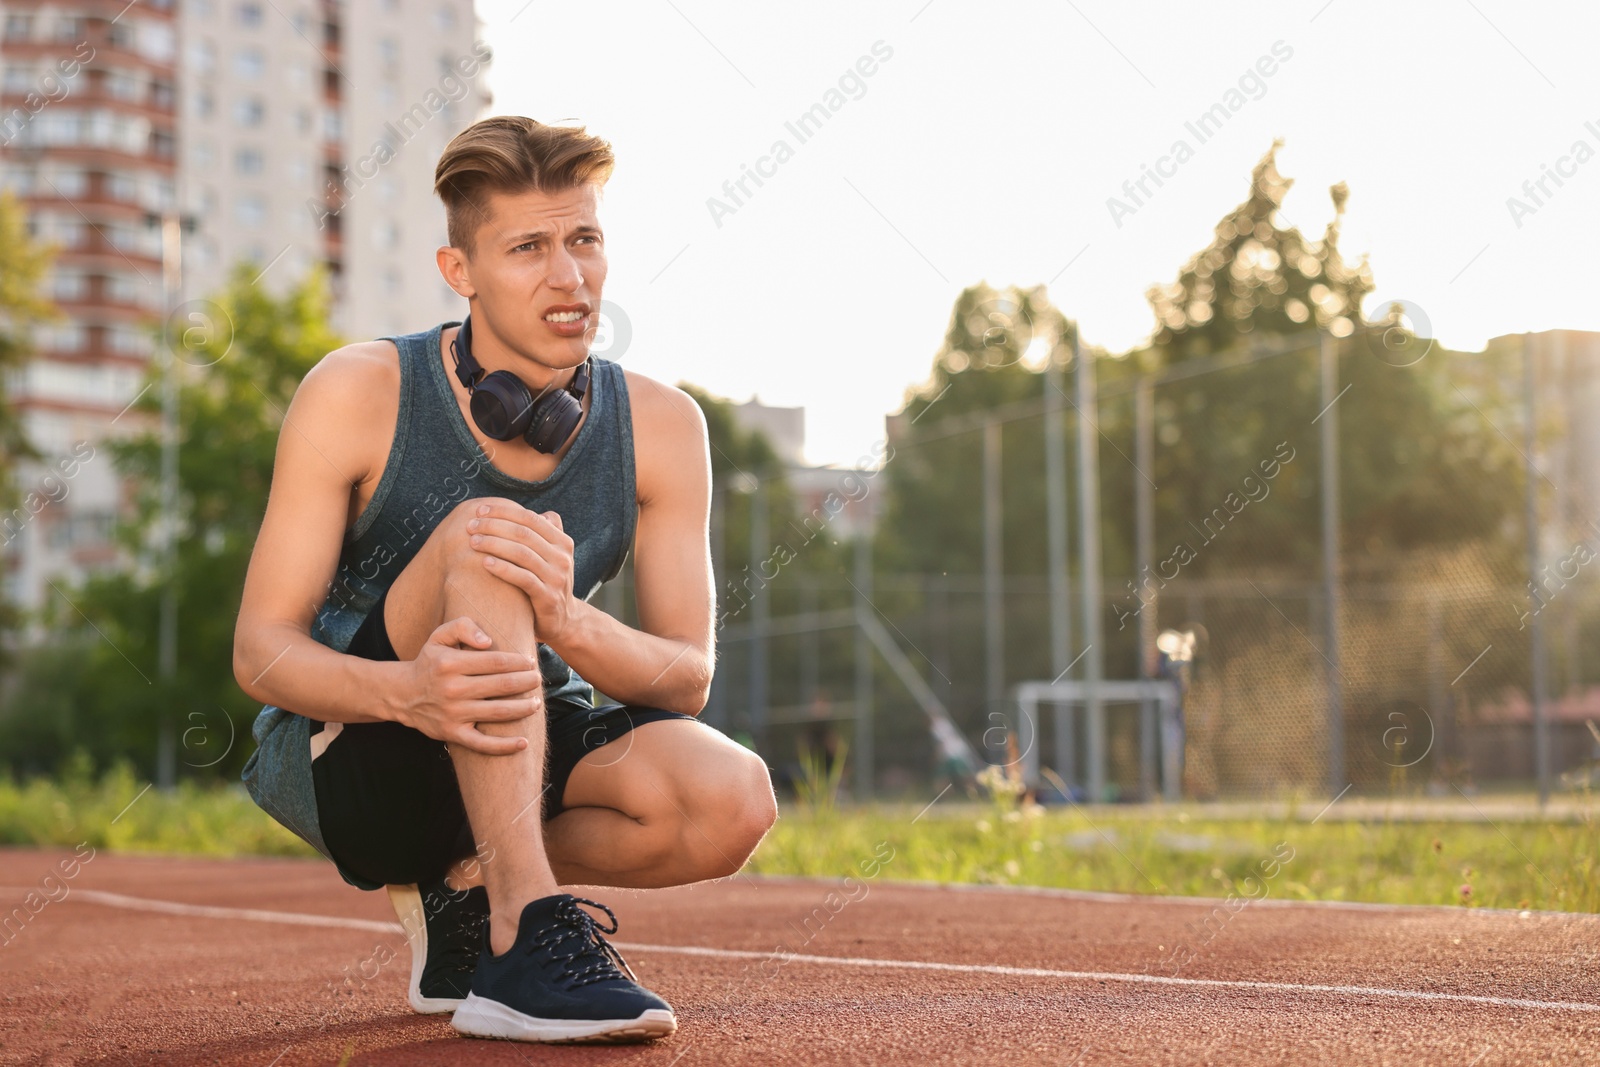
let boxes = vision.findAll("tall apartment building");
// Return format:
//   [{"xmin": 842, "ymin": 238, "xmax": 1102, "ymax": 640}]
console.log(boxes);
[
  {"xmin": 728, "ymin": 396, "xmax": 882, "ymax": 539},
  {"xmin": 0, "ymin": 0, "xmax": 489, "ymax": 619},
  {"xmin": 0, "ymin": 0, "xmax": 180, "ymax": 618},
  {"xmin": 179, "ymin": 0, "xmax": 491, "ymax": 337}
]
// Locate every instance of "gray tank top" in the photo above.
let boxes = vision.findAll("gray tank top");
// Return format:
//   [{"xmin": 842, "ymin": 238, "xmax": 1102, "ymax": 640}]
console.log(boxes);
[{"xmin": 242, "ymin": 319, "xmax": 637, "ymax": 862}]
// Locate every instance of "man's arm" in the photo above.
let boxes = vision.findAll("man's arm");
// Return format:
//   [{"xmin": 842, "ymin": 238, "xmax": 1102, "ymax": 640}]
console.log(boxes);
[
  {"xmin": 232, "ymin": 345, "xmax": 536, "ymax": 753},
  {"xmin": 467, "ymin": 377, "xmax": 715, "ymax": 715}
]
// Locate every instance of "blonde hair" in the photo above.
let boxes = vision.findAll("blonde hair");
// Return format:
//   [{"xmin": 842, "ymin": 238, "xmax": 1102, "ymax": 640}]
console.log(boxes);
[{"xmin": 434, "ymin": 116, "xmax": 615, "ymax": 256}]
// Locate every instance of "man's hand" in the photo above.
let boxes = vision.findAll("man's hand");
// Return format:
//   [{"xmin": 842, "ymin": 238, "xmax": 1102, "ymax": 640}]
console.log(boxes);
[
  {"xmin": 394, "ymin": 617, "xmax": 544, "ymax": 755},
  {"xmin": 464, "ymin": 500, "xmax": 579, "ymax": 644}
]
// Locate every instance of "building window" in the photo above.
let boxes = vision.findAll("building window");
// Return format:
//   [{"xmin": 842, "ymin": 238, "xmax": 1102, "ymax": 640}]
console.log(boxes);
[
  {"xmin": 105, "ymin": 272, "xmax": 146, "ymax": 304},
  {"xmin": 2, "ymin": 67, "xmax": 35, "ymax": 93},
  {"xmin": 3, "ymin": 14, "xmax": 33, "ymax": 41},
  {"xmin": 193, "ymin": 39, "xmax": 216, "ymax": 74},
  {"xmin": 150, "ymin": 80, "xmax": 175, "ymax": 109},
  {"xmin": 36, "ymin": 168, "xmax": 87, "ymax": 198},
  {"xmin": 294, "ymin": 107, "xmax": 311, "ymax": 134},
  {"xmin": 54, "ymin": 16, "xmax": 84, "ymax": 43},
  {"xmin": 195, "ymin": 89, "xmax": 214, "ymax": 118},
  {"xmin": 434, "ymin": 6, "xmax": 457, "ymax": 30},
  {"xmin": 321, "ymin": 107, "xmax": 340, "ymax": 141},
  {"xmin": 235, "ymin": 146, "xmax": 264, "ymax": 174},
  {"xmin": 377, "ymin": 37, "xmax": 399, "ymax": 65},
  {"xmin": 233, "ymin": 47, "xmax": 265, "ymax": 79},
  {"xmin": 48, "ymin": 511, "xmax": 117, "ymax": 551},
  {"xmin": 194, "ymin": 140, "xmax": 214, "ymax": 168},
  {"xmin": 233, "ymin": 97, "xmax": 265, "ymax": 127},
  {"xmin": 50, "ymin": 272, "xmax": 87, "ymax": 301},
  {"xmin": 150, "ymin": 129, "xmax": 175, "ymax": 159},
  {"xmin": 104, "ymin": 70, "xmax": 142, "ymax": 102},
  {"xmin": 383, "ymin": 267, "xmax": 402, "ymax": 296},
  {"xmin": 36, "ymin": 323, "xmax": 86, "ymax": 352},
  {"xmin": 373, "ymin": 220, "xmax": 399, "ymax": 251},
  {"xmin": 236, "ymin": 194, "xmax": 267, "ymax": 227},
  {"xmin": 28, "ymin": 112, "xmax": 77, "ymax": 147},
  {"xmin": 137, "ymin": 22, "xmax": 176, "ymax": 62},
  {"xmin": 107, "ymin": 325, "xmax": 150, "ymax": 355},
  {"xmin": 106, "ymin": 171, "xmax": 137, "ymax": 201},
  {"xmin": 237, "ymin": 1, "xmax": 263, "ymax": 26}
]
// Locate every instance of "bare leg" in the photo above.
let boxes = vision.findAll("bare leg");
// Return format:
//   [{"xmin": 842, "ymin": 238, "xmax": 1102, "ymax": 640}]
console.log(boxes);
[
  {"xmin": 542, "ymin": 719, "xmax": 777, "ymax": 889},
  {"xmin": 440, "ymin": 719, "xmax": 776, "ymax": 893},
  {"xmin": 384, "ymin": 499, "xmax": 560, "ymax": 956}
]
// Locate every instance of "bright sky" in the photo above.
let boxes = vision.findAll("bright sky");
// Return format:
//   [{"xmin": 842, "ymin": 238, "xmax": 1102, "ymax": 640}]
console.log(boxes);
[{"xmin": 473, "ymin": 0, "xmax": 1598, "ymax": 468}]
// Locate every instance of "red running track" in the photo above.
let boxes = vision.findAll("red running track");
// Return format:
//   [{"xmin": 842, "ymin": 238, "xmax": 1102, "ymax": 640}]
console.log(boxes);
[{"xmin": 1, "ymin": 847, "xmax": 1597, "ymax": 1065}]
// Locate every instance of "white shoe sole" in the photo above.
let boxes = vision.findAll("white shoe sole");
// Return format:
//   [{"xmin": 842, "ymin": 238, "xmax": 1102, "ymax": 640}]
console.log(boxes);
[
  {"xmin": 386, "ymin": 883, "xmax": 466, "ymax": 1014},
  {"xmin": 451, "ymin": 992, "xmax": 678, "ymax": 1043}
]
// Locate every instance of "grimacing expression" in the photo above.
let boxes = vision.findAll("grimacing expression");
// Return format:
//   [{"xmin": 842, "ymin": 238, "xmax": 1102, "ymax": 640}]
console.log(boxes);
[{"xmin": 450, "ymin": 181, "xmax": 608, "ymax": 376}]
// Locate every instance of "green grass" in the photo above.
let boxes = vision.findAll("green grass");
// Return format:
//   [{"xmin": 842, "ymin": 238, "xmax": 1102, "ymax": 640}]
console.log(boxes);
[
  {"xmin": 753, "ymin": 802, "xmax": 1600, "ymax": 912},
  {"xmin": 3, "ymin": 763, "xmax": 1597, "ymax": 912},
  {"xmin": 0, "ymin": 758, "xmax": 315, "ymax": 859}
]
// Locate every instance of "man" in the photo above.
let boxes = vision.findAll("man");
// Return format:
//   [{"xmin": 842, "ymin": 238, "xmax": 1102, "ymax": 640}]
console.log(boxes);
[{"xmin": 236, "ymin": 115, "xmax": 777, "ymax": 1044}]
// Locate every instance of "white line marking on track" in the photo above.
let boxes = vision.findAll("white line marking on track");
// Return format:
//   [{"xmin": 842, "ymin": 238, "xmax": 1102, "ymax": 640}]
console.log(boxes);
[
  {"xmin": 31, "ymin": 888, "xmax": 402, "ymax": 935},
  {"xmin": 619, "ymin": 943, "xmax": 1600, "ymax": 1014},
  {"xmin": 16, "ymin": 886, "xmax": 1600, "ymax": 1015}
]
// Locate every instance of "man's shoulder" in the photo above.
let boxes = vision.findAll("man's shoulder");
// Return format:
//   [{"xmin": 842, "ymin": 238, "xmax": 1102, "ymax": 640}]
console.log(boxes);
[
  {"xmin": 289, "ymin": 341, "xmax": 403, "ymax": 431},
  {"xmin": 302, "ymin": 338, "xmax": 401, "ymax": 395},
  {"xmin": 281, "ymin": 340, "xmax": 403, "ymax": 475},
  {"xmin": 618, "ymin": 367, "xmax": 709, "ymax": 505},
  {"xmin": 618, "ymin": 367, "xmax": 705, "ymax": 436}
]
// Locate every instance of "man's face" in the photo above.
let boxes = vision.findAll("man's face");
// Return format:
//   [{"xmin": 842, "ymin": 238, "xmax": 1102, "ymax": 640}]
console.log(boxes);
[{"xmin": 449, "ymin": 182, "xmax": 608, "ymax": 373}]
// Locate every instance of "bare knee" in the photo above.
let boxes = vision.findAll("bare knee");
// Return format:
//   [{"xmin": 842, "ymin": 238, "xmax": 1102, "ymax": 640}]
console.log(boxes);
[
  {"xmin": 686, "ymin": 748, "xmax": 778, "ymax": 878},
  {"xmin": 437, "ymin": 496, "xmax": 522, "ymax": 577}
]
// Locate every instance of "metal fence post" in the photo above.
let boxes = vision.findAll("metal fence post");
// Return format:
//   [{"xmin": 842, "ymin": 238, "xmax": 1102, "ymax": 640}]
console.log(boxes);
[
  {"xmin": 1523, "ymin": 333, "xmax": 1551, "ymax": 804},
  {"xmin": 1074, "ymin": 328, "xmax": 1105, "ymax": 802},
  {"xmin": 749, "ymin": 480, "xmax": 769, "ymax": 751},
  {"xmin": 983, "ymin": 419, "xmax": 1004, "ymax": 750},
  {"xmin": 854, "ymin": 536, "xmax": 874, "ymax": 800},
  {"xmin": 1319, "ymin": 331, "xmax": 1345, "ymax": 795},
  {"xmin": 1135, "ymin": 376, "xmax": 1157, "ymax": 800},
  {"xmin": 1045, "ymin": 336, "xmax": 1074, "ymax": 785}
]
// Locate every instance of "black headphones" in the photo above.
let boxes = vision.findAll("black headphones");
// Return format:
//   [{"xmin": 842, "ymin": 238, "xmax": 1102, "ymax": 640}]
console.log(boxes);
[{"xmin": 449, "ymin": 314, "xmax": 591, "ymax": 454}]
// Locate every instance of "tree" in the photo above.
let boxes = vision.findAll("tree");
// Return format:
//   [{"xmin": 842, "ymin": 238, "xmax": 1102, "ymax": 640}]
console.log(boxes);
[
  {"xmin": 0, "ymin": 188, "xmax": 66, "ymax": 648},
  {"xmin": 1145, "ymin": 138, "xmax": 1373, "ymax": 361},
  {"xmin": 1130, "ymin": 140, "xmax": 1522, "ymax": 574},
  {"xmin": 876, "ymin": 282, "xmax": 1073, "ymax": 578},
  {"xmin": 0, "ymin": 263, "xmax": 344, "ymax": 778},
  {"xmin": 871, "ymin": 145, "xmax": 1525, "ymax": 706}
]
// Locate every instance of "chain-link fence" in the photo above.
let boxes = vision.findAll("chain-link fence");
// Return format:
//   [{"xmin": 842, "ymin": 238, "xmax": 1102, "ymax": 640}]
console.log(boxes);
[{"xmin": 604, "ymin": 330, "xmax": 1600, "ymax": 801}]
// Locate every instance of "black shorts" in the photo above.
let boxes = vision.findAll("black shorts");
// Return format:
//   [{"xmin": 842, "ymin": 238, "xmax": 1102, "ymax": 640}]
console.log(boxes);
[{"xmin": 308, "ymin": 586, "xmax": 696, "ymax": 891}]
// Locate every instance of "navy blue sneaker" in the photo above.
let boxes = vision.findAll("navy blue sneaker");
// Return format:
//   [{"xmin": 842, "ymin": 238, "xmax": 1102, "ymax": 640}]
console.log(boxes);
[
  {"xmin": 451, "ymin": 894, "xmax": 676, "ymax": 1043},
  {"xmin": 387, "ymin": 879, "xmax": 490, "ymax": 1013}
]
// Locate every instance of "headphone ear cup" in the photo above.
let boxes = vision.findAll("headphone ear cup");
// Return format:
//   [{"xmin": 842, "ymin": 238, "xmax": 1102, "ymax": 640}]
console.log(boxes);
[
  {"xmin": 468, "ymin": 371, "xmax": 537, "ymax": 440},
  {"xmin": 524, "ymin": 390, "xmax": 584, "ymax": 453}
]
